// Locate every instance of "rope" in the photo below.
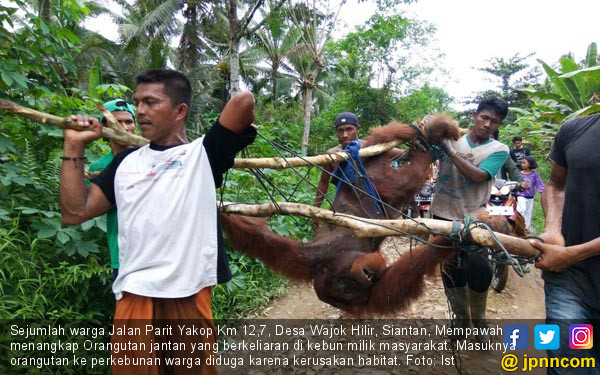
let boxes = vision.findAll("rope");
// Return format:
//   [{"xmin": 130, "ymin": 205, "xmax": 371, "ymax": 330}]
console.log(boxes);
[
  {"xmin": 333, "ymin": 140, "xmax": 384, "ymax": 216},
  {"xmin": 458, "ymin": 216, "xmax": 539, "ymax": 277}
]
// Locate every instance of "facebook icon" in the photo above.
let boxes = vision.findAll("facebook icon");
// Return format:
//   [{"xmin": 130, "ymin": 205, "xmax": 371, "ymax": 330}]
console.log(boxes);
[{"xmin": 503, "ymin": 324, "xmax": 529, "ymax": 350}]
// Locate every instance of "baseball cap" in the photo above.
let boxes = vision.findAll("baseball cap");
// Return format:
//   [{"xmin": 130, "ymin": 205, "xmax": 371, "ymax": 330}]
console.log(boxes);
[
  {"xmin": 334, "ymin": 112, "xmax": 359, "ymax": 128},
  {"xmin": 100, "ymin": 99, "xmax": 136, "ymax": 123}
]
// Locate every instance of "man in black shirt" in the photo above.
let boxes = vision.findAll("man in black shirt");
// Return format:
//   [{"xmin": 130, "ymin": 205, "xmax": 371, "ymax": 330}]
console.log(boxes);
[
  {"xmin": 530, "ymin": 114, "xmax": 600, "ymax": 373},
  {"xmin": 509, "ymin": 136, "xmax": 530, "ymax": 169}
]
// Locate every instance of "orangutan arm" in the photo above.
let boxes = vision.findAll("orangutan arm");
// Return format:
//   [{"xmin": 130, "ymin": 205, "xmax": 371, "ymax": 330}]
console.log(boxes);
[
  {"xmin": 343, "ymin": 236, "xmax": 455, "ymax": 315},
  {"xmin": 220, "ymin": 213, "xmax": 313, "ymax": 280}
]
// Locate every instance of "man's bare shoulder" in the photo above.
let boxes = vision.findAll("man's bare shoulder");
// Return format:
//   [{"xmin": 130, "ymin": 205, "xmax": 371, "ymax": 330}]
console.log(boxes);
[{"xmin": 326, "ymin": 144, "xmax": 343, "ymax": 153}]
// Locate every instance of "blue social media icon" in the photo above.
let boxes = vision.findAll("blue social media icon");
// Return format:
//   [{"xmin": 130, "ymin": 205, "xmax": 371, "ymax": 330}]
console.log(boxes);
[
  {"xmin": 535, "ymin": 324, "xmax": 560, "ymax": 350},
  {"xmin": 504, "ymin": 324, "xmax": 529, "ymax": 350}
]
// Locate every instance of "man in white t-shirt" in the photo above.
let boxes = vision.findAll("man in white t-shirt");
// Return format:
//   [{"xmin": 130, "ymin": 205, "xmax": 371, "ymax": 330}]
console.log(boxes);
[{"xmin": 60, "ymin": 69, "xmax": 256, "ymax": 374}]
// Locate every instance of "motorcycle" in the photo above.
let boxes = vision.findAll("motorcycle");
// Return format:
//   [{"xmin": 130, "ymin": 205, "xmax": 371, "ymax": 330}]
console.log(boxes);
[
  {"xmin": 405, "ymin": 180, "xmax": 435, "ymax": 219},
  {"xmin": 415, "ymin": 181, "xmax": 435, "ymax": 218},
  {"xmin": 486, "ymin": 179, "xmax": 520, "ymax": 292}
]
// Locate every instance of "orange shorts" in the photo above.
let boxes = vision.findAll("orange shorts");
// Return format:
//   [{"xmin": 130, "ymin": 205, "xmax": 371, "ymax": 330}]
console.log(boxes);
[{"xmin": 111, "ymin": 287, "xmax": 217, "ymax": 375}]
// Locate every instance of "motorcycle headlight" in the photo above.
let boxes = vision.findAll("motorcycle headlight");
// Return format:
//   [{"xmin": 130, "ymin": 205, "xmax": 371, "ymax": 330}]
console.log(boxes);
[
  {"xmin": 500, "ymin": 186, "xmax": 511, "ymax": 195},
  {"xmin": 491, "ymin": 186, "xmax": 499, "ymax": 195},
  {"xmin": 420, "ymin": 185, "xmax": 433, "ymax": 196}
]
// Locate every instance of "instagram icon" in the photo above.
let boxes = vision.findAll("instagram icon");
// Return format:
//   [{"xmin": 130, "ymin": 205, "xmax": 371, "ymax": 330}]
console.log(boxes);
[{"xmin": 569, "ymin": 324, "xmax": 593, "ymax": 349}]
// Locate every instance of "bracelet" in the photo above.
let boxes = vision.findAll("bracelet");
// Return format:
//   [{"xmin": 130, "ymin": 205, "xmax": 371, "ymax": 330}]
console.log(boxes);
[{"xmin": 60, "ymin": 156, "xmax": 87, "ymax": 161}]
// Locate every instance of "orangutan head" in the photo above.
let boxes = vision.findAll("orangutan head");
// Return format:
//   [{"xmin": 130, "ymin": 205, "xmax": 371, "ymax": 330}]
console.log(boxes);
[{"xmin": 313, "ymin": 251, "xmax": 386, "ymax": 309}]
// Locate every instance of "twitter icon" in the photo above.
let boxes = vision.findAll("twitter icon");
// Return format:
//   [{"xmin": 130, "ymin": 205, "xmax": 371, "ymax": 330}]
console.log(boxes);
[{"xmin": 535, "ymin": 324, "xmax": 560, "ymax": 350}]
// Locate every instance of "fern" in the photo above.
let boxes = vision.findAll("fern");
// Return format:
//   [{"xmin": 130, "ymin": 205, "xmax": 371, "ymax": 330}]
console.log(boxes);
[
  {"xmin": 19, "ymin": 139, "xmax": 42, "ymax": 186},
  {"xmin": 41, "ymin": 151, "xmax": 63, "ymax": 192}
]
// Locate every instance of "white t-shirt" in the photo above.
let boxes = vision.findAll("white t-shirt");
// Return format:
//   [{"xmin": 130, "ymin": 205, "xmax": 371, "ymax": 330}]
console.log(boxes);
[
  {"xmin": 111, "ymin": 137, "xmax": 217, "ymax": 299},
  {"xmin": 92, "ymin": 122, "xmax": 256, "ymax": 299}
]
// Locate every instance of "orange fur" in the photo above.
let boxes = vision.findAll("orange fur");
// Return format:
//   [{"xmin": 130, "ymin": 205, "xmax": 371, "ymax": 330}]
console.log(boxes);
[{"xmin": 220, "ymin": 214, "xmax": 313, "ymax": 281}]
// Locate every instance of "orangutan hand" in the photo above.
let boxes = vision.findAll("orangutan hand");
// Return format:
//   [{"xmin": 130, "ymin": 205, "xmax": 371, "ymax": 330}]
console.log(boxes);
[{"xmin": 406, "ymin": 137, "xmax": 428, "ymax": 152}]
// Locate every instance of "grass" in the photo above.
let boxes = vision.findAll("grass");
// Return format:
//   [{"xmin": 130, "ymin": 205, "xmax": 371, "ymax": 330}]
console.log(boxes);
[{"xmin": 529, "ymin": 154, "xmax": 550, "ymax": 236}]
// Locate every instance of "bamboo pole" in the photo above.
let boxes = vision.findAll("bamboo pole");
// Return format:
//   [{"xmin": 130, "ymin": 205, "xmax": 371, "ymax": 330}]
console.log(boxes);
[{"xmin": 218, "ymin": 201, "xmax": 540, "ymax": 258}]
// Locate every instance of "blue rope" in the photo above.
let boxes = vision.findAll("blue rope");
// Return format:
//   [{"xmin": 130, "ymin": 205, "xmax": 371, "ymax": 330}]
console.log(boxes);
[{"xmin": 333, "ymin": 140, "xmax": 384, "ymax": 214}]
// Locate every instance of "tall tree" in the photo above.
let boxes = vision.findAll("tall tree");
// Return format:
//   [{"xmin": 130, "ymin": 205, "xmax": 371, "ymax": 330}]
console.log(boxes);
[
  {"xmin": 251, "ymin": 7, "xmax": 305, "ymax": 104},
  {"xmin": 219, "ymin": 0, "xmax": 287, "ymax": 95},
  {"xmin": 285, "ymin": 0, "xmax": 342, "ymax": 153},
  {"xmin": 469, "ymin": 53, "xmax": 541, "ymax": 123}
]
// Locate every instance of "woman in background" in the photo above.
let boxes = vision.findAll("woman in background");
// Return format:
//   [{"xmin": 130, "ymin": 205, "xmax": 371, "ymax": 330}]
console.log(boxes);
[{"xmin": 516, "ymin": 155, "xmax": 545, "ymax": 233}]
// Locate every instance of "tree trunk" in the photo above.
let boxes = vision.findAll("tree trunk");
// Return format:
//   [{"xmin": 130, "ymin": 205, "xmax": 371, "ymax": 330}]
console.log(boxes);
[
  {"xmin": 229, "ymin": 42, "xmax": 241, "ymax": 95},
  {"xmin": 301, "ymin": 86, "xmax": 313, "ymax": 154},
  {"xmin": 228, "ymin": 0, "xmax": 241, "ymax": 95},
  {"xmin": 271, "ymin": 62, "xmax": 279, "ymax": 104},
  {"xmin": 39, "ymin": 0, "xmax": 50, "ymax": 21}
]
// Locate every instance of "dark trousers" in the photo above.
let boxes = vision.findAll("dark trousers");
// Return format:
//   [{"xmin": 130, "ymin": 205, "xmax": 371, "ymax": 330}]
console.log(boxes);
[{"xmin": 433, "ymin": 215, "xmax": 492, "ymax": 292}]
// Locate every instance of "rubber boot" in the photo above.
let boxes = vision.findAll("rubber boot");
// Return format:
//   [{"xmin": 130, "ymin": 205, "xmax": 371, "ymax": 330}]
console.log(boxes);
[
  {"xmin": 469, "ymin": 288, "xmax": 491, "ymax": 343},
  {"xmin": 444, "ymin": 286, "xmax": 470, "ymax": 340}
]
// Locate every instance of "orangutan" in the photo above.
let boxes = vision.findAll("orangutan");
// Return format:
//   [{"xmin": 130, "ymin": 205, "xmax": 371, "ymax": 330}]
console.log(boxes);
[{"xmin": 221, "ymin": 114, "xmax": 472, "ymax": 315}]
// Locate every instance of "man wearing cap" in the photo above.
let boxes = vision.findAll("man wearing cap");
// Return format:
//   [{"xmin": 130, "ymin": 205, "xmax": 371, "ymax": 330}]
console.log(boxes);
[
  {"xmin": 312, "ymin": 112, "xmax": 362, "ymax": 231},
  {"xmin": 88, "ymin": 99, "xmax": 136, "ymax": 279}
]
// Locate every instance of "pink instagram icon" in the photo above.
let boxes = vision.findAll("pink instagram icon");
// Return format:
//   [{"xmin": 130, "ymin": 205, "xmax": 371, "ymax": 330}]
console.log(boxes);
[{"xmin": 569, "ymin": 324, "xmax": 593, "ymax": 349}]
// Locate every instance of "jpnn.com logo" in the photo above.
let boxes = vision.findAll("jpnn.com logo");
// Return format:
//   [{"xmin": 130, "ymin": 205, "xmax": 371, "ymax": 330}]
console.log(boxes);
[
  {"xmin": 534, "ymin": 325, "xmax": 560, "ymax": 350},
  {"xmin": 504, "ymin": 324, "xmax": 529, "ymax": 350}
]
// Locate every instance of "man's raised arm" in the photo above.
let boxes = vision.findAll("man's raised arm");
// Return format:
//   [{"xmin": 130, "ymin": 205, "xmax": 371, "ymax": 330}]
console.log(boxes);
[
  {"xmin": 219, "ymin": 92, "xmax": 255, "ymax": 133},
  {"xmin": 60, "ymin": 114, "xmax": 113, "ymax": 225}
]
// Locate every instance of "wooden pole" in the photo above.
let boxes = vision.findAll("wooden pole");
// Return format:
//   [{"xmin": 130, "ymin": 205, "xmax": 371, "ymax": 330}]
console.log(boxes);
[
  {"xmin": 218, "ymin": 201, "xmax": 540, "ymax": 258},
  {"xmin": 1, "ymin": 99, "xmax": 402, "ymax": 168},
  {"xmin": 0, "ymin": 99, "xmax": 148, "ymax": 147}
]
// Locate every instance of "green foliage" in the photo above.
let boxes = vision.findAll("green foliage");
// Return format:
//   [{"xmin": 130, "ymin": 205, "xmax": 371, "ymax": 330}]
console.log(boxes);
[
  {"xmin": 396, "ymin": 85, "xmax": 454, "ymax": 123},
  {"xmin": 514, "ymin": 42, "xmax": 600, "ymax": 153},
  {"xmin": 0, "ymin": 0, "xmax": 88, "ymax": 98},
  {"xmin": 328, "ymin": 13, "xmax": 437, "ymax": 95},
  {"xmin": 530, "ymin": 160, "xmax": 550, "ymax": 235},
  {"xmin": 211, "ymin": 250, "xmax": 289, "ymax": 320}
]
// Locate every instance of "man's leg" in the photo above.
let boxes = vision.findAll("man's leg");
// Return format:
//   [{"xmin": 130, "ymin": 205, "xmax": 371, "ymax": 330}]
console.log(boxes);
[
  {"xmin": 153, "ymin": 287, "xmax": 217, "ymax": 375},
  {"xmin": 112, "ymin": 293, "xmax": 158, "ymax": 375},
  {"xmin": 545, "ymin": 282, "xmax": 599, "ymax": 375},
  {"xmin": 465, "ymin": 248, "xmax": 493, "ymax": 342},
  {"xmin": 443, "ymin": 256, "xmax": 470, "ymax": 337}
]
